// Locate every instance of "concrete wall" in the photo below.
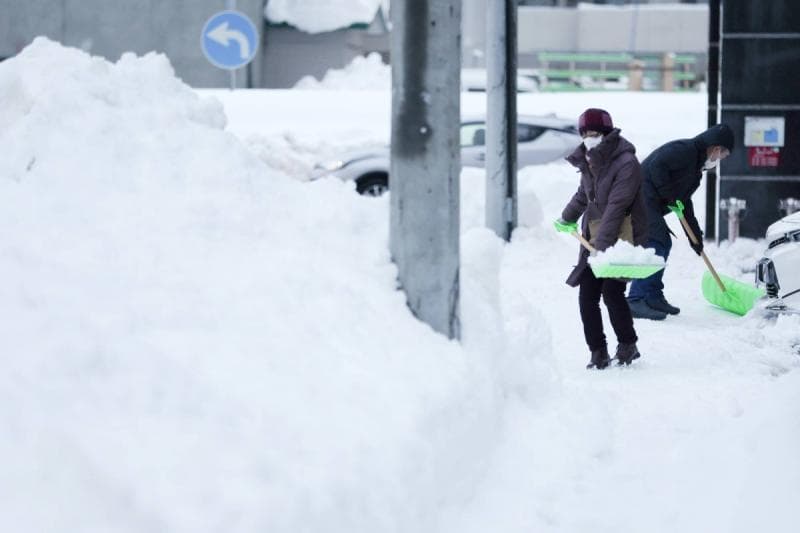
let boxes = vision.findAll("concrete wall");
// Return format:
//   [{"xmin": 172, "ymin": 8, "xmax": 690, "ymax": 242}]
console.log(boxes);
[
  {"xmin": 0, "ymin": 0, "xmax": 390, "ymax": 89},
  {"xmin": 2, "ymin": 1, "xmax": 705, "ymax": 87},
  {"xmin": 261, "ymin": 26, "xmax": 364, "ymax": 88},
  {"xmin": 518, "ymin": 7, "xmax": 577, "ymax": 52},
  {"xmin": 465, "ymin": 1, "xmax": 709, "ymax": 65},
  {"xmin": 1, "ymin": 0, "xmax": 263, "ymax": 87},
  {"xmin": 576, "ymin": 5, "xmax": 708, "ymax": 53}
]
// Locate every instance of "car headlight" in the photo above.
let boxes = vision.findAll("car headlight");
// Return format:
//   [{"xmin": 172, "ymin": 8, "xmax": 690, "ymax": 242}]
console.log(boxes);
[{"xmin": 317, "ymin": 159, "xmax": 346, "ymax": 172}]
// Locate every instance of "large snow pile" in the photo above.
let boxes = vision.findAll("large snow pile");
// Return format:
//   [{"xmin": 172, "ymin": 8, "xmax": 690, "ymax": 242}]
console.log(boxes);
[
  {"xmin": 265, "ymin": 0, "xmax": 388, "ymax": 34},
  {"xmin": 0, "ymin": 38, "xmax": 548, "ymax": 533},
  {"xmin": 294, "ymin": 52, "xmax": 390, "ymax": 91}
]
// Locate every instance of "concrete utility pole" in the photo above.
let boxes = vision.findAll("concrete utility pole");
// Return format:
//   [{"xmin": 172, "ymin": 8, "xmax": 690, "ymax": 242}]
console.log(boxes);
[
  {"xmin": 390, "ymin": 0, "xmax": 462, "ymax": 340},
  {"xmin": 486, "ymin": 0, "xmax": 518, "ymax": 240}
]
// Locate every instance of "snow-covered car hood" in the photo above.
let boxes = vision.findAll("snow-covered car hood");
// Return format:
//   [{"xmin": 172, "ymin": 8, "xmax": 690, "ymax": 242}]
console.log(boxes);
[{"xmin": 766, "ymin": 211, "xmax": 800, "ymax": 244}]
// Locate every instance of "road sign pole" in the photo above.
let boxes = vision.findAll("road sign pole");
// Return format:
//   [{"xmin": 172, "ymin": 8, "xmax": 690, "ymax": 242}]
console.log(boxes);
[{"xmin": 202, "ymin": 9, "xmax": 258, "ymax": 86}]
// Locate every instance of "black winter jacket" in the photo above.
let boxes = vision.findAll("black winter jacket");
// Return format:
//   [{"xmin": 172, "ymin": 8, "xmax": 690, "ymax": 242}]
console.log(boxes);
[{"xmin": 641, "ymin": 124, "xmax": 733, "ymax": 245}]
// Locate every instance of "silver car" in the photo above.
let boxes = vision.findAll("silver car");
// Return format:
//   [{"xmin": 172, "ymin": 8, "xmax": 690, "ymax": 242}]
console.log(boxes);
[{"xmin": 310, "ymin": 114, "xmax": 581, "ymax": 196}]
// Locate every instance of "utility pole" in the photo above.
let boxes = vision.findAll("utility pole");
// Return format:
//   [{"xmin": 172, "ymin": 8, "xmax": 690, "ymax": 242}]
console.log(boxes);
[
  {"xmin": 390, "ymin": 0, "xmax": 462, "ymax": 339},
  {"xmin": 486, "ymin": 0, "xmax": 518, "ymax": 240}
]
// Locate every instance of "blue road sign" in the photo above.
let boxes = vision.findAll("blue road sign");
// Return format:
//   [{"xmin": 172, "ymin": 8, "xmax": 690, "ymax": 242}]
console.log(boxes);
[{"xmin": 202, "ymin": 11, "xmax": 258, "ymax": 70}]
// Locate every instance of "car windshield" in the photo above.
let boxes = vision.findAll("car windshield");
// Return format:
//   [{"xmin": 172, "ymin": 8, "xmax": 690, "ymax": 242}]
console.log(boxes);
[{"xmin": 460, "ymin": 123, "xmax": 486, "ymax": 147}]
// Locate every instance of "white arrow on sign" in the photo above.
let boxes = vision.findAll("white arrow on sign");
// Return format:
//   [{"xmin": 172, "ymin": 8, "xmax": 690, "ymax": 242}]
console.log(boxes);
[{"xmin": 207, "ymin": 21, "xmax": 251, "ymax": 60}]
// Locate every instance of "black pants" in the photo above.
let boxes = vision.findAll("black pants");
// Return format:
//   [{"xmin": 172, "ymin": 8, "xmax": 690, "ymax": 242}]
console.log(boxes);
[{"xmin": 578, "ymin": 269, "xmax": 638, "ymax": 351}]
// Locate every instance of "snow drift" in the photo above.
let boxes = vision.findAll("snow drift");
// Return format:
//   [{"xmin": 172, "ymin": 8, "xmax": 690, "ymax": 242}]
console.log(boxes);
[
  {"xmin": 294, "ymin": 52, "xmax": 390, "ymax": 91},
  {"xmin": 0, "ymin": 38, "xmax": 546, "ymax": 533}
]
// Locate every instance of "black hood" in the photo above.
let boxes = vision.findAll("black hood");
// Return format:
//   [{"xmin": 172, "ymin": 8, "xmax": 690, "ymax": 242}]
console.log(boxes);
[{"xmin": 693, "ymin": 123, "xmax": 735, "ymax": 151}]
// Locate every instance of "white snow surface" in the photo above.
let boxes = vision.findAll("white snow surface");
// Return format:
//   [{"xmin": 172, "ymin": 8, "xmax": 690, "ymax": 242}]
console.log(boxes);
[
  {"xmin": 3, "ymin": 38, "xmax": 800, "ymax": 533},
  {"xmin": 265, "ymin": 0, "xmax": 387, "ymax": 34},
  {"xmin": 589, "ymin": 240, "xmax": 667, "ymax": 266},
  {"xmin": 294, "ymin": 52, "xmax": 390, "ymax": 90}
]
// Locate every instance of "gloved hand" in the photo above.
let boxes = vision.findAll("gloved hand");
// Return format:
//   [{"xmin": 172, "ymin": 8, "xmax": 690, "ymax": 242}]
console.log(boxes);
[
  {"xmin": 690, "ymin": 239, "xmax": 703, "ymax": 256},
  {"xmin": 554, "ymin": 219, "xmax": 578, "ymax": 234},
  {"xmin": 667, "ymin": 200, "xmax": 684, "ymax": 218}
]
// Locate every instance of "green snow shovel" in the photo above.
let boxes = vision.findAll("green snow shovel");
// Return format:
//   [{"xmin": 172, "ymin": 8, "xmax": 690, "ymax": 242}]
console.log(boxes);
[
  {"xmin": 668, "ymin": 200, "xmax": 764, "ymax": 316},
  {"xmin": 554, "ymin": 219, "xmax": 665, "ymax": 279}
]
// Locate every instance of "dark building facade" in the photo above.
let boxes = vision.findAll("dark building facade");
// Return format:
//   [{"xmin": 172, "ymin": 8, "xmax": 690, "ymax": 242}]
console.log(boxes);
[{"xmin": 708, "ymin": 0, "xmax": 800, "ymax": 239}]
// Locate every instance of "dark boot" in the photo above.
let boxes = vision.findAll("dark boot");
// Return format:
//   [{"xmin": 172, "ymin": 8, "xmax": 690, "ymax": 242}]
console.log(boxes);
[
  {"xmin": 628, "ymin": 299, "xmax": 667, "ymax": 321},
  {"xmin": 615, "ymin": 342, "xmax": 641, "ymax": 365},
  {"xmin": 645, "ymin": 295, "xmax": 680, "ymax": 315},
  {"xmin": 586, "ymin": 346, "xmax": 611, "ymax": 370}
]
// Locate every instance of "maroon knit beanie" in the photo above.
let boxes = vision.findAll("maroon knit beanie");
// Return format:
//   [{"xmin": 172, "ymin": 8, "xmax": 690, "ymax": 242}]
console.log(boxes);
[{"xmin": 578, "ymin": 108, "xmax": 614, "ymax": 135}]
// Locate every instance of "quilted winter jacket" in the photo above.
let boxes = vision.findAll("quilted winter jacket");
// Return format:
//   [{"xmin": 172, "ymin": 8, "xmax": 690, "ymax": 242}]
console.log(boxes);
[{"xmin": 561, "ymin": 129, "xmax": 647, "ymax": 287}]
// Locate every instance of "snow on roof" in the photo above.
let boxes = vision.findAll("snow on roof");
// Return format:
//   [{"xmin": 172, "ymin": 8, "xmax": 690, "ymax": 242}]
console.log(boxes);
[{"xmin": 264, "ymin": 0, "xmax": 388, "ymax": 34}]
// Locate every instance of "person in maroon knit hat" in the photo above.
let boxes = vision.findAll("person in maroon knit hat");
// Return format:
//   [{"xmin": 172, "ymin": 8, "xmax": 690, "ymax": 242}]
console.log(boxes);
[{"xmin": 554, "ymin": 108, "xmax": 648, "ymax": 369}]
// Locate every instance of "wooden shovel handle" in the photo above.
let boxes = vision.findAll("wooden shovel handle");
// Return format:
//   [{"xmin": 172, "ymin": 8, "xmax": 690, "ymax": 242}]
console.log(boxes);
[
  {"xmin": 572, "ymin": 231, "xmax": 597, "ymax": 254},
  {"xmin": 677, "ymin": 216, "xmax": 726, "ymax": 292}
]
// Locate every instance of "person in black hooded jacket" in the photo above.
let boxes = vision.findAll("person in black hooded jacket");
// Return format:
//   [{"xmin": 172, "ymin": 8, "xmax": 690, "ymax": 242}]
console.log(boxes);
[{"xmin": 627, "ymin": 124, "xmax": 735, "ymax": 320}]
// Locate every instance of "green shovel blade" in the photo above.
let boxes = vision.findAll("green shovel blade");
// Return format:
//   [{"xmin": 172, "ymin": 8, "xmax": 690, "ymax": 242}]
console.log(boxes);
[
  {"xmin": 701, "ymin": 271, "xmax": 765, "ymax": 316},
  {"xmin": 590, "ymin": 263, "xmax": 665, "ymax": 279}
]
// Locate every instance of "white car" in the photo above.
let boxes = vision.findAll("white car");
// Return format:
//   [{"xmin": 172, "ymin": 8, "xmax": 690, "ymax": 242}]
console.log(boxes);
[
  {"xmin": 755, "ymin": 211, "xmax": 800, "ymax": 312},
  {"xmin": 461, "ymin": 68, "xmax": 540, "ymax": 93},
  {"xmin": 311, "ymin": 114, "xmax": 581, "ymax": 196}
]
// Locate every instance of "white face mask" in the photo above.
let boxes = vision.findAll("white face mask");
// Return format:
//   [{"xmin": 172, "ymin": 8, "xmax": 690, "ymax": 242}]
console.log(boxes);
[
  {"xmin": 703, "ymin": 146, "xmax": 728, "ymax": 171},
  {"xmin": 583, "ymin": 136, "xmax": 603, "ymax": 150}
]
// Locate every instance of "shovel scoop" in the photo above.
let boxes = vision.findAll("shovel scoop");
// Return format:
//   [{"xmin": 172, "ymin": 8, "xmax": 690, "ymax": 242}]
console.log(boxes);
[
  {"xmin": 554, "ymin": 219, "xmax": 666, "ymax": 279},
  {"xmin": 669, "ymin": 200, "xmax": 764, "ymax": 316}
]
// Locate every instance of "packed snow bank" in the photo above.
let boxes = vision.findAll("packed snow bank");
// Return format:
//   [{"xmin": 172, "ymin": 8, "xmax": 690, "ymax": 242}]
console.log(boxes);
[
  {"xmin": 265, "ymin": 0, "xmax": 387, "ymax": 34},
  {"xmin": 0, "ymin": 38, "xmax": 546, "ymax": 533},
  {"xmin": 589, "ymin": 240, "xmax": 667, "ymax": 266},
  {"xmin": 294, "ymin": 52, "xmax": 390, "ymax": 90}
]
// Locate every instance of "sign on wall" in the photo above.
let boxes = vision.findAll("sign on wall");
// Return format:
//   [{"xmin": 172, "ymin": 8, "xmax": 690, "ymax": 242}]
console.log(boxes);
[
  {"xmin": 744, "ymin": 116, "xmax": 785, "ymax": 147},
  {"xmin": 748, "ymin": 146, "xmax": 781, "ymax": 168}
]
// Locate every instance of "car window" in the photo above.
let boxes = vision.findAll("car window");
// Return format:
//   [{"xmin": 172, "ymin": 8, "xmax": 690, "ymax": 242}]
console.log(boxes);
[
  {"xmin": 517, "ymin": 124, "xmax": 546, "ymax": 143},
  {"xmin": 460, "ymin": 123, "xmax": 486, "ymax": 146}
]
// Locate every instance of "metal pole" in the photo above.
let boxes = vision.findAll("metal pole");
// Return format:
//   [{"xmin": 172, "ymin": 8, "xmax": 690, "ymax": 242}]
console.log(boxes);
[
  {"xmin": 390, "ymin": 0, "xmax": 461, "ymax": 339},
  {"xmin": 228, "ymin": 0, "xmax": 237, "ymax": 90},
  {"xmin": 486, "ymin": 0, "xmax": 518, "ymax": 241},
  {"xmin": 706, "ymin": 0, "xmax": 721, "ymax": 240}
]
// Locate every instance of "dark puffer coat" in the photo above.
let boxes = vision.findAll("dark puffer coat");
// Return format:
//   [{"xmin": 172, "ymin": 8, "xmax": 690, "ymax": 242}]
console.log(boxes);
[
  {"xmin": 641, "ymin": 124, "xmax": 734, "ymax": 245},
  {"xmin": 561, "ymin": 129, "xmax": 648, "ymax": 287}
]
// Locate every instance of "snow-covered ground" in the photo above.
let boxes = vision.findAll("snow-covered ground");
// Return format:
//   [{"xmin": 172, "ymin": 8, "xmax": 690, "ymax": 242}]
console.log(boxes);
[{"xmin": 2, "ymin": 39, "xmax": 799, "ymax": 533}]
